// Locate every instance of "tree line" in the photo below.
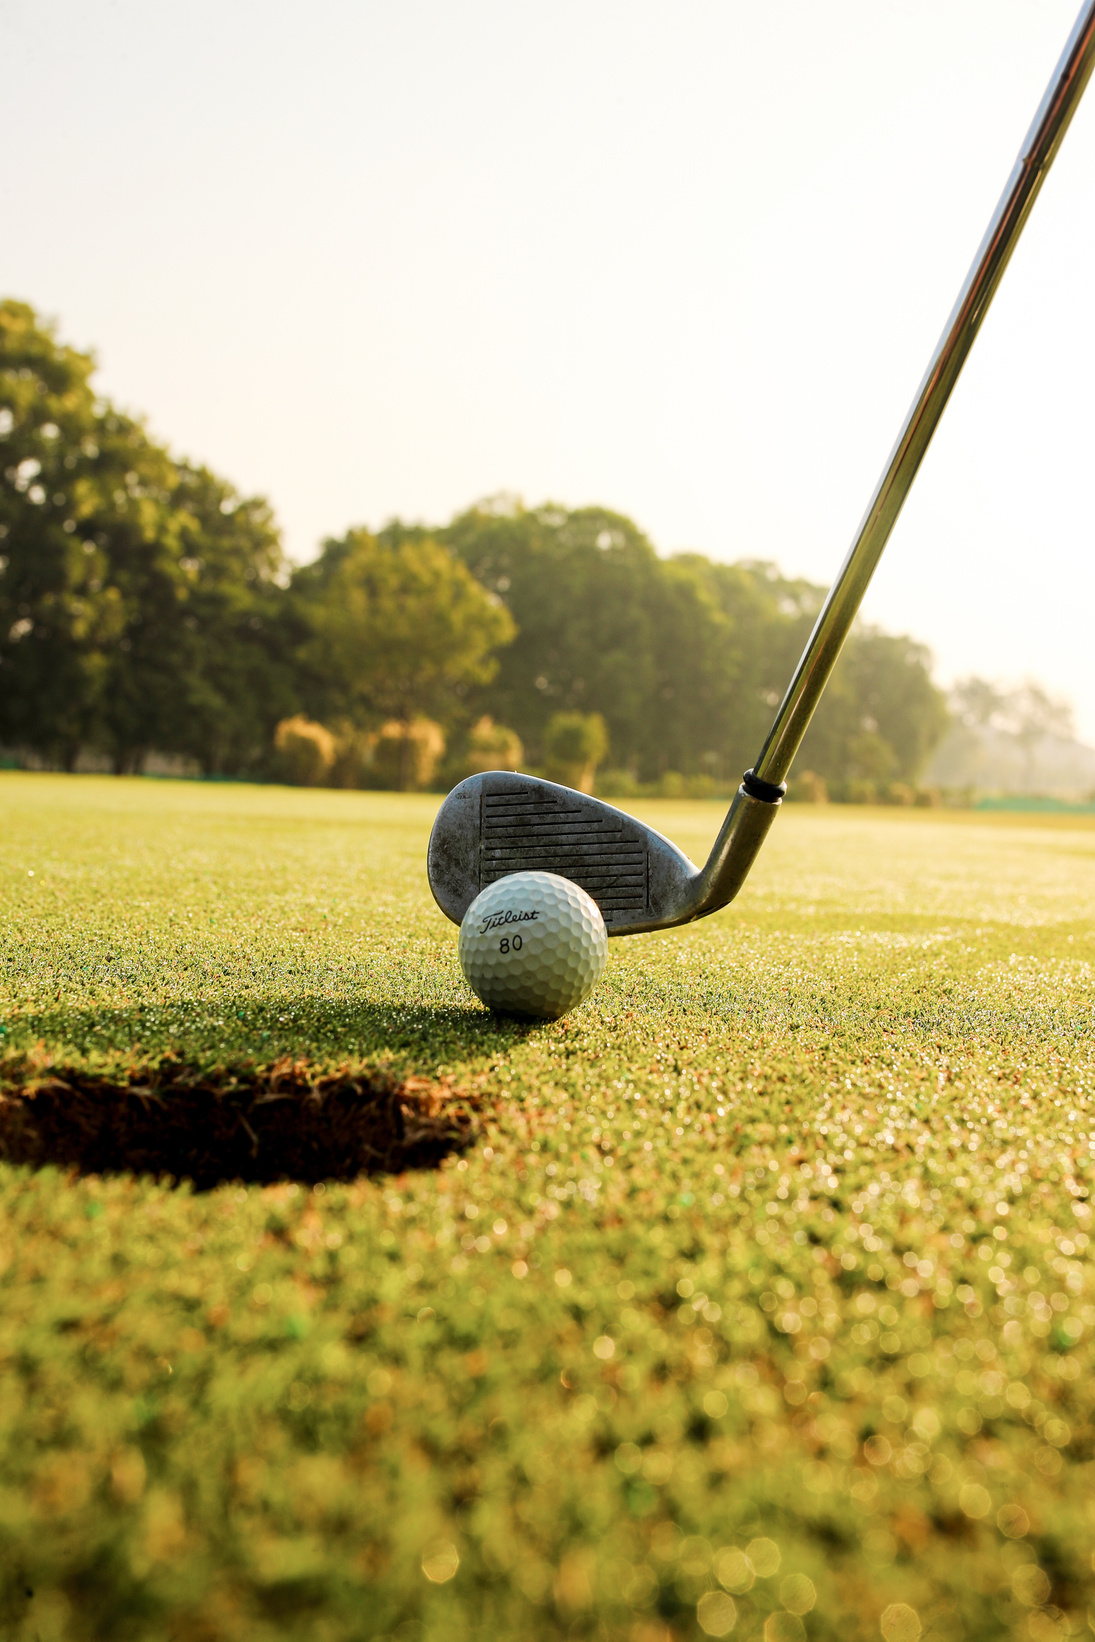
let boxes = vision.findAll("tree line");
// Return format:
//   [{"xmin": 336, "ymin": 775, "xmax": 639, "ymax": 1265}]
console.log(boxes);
[{"xmin": 1, "ymin": 300, "xmax": 948, "ymax": 796}]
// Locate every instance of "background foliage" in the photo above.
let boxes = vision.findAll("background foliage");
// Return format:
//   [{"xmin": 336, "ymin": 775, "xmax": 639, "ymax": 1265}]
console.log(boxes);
[
  {"xmin": 2, "ymin": 301, "xmax": 947, "ymax": 791},
  {"xmin": 441, "ymin": 500, "xmax": 946, "ymax": 789}
]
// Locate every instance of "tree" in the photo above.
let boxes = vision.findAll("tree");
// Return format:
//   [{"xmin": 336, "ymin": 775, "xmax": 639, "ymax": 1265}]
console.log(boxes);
[
  {"xmin": 0, "ymin": 299, "xmax": 127, "ymax": 765},
  {"xmin": 464, "ymin": 716, "xmax": 523, "ymax": 775},
  {"xmin": 73, "ymin": 410, "xmax": 198, "ymax": 773},
  {"xmin": 800, "ymin": 629, "xmax": 948, "ymax": 785},
  {"xmin": 657, "ymin": 555, "xmax": 802, "ymax": 781},
  {"xmin": 443, "ymin": 499, "xmax": 663, "ymax": 771},
  {"xmin": 444, "ymin": 499, "xmax": 739, "ymax": 778},
  {"xmin": 1, "ymin": 300, "xmax": 293, "ymax": 774},
  {"xmin": 443, "ymin": 499, "xmax": 948, "ymax": 789},
  {"xmin": 951, "ymin": 676, "xmax": 1008, "ymax": 730},
  {"xmin": 949, "ymin": 675, "xmax": 1075, "ymax": 793},
  {"xmin": 291, "ymin": 529, "xmax": 514, "ymax": 788},
  {"xmin": 997, "ymin": 680, "xmax": 1073, "ymax": 739},
  {"xmin": 156, "ymin": 463, "xmax": 294, "ymax": 775},
  {"xmin": 544, "ymin": 711, "xmax": 608, "ymax": 792},
  {"xmin": 66, "ymin": 436, "xmax": 292, "ymax": 775},
  {"xmin": 371, "ymin": 719, "xmax": 447, "ymax": 790}
]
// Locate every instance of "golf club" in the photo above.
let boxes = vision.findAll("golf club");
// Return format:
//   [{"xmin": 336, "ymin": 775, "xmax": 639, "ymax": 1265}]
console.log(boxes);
[{"xmin": 429, "ymin": 0, "xmax": 1095, "ymax": 937}]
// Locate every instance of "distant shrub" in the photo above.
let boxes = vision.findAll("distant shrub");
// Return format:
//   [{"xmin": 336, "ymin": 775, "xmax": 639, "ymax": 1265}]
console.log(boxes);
[
  {"xmin": 328, "ymin": 723, "xmax": 376, "ymax": 790},
  {"xmin": 881, "ymin": 782, "xmax": 917, "ymax": 807},
  {"xmin": 544, "ymin": 712, "xmax": 608, "ymax": 794},
  {"xmin": 787, "ymin": 770, "xmax": 828, "ymax": 803},
  {"xmin": 595, "ymin": 768, "xmax": 642, "ymax": 798},
  {"xmin": 273, "ymin": 716, "xmax": 336, "ymax": 786},
  {"xmin": 820, "ymin": 778, "xmax": 947, "ymax": 807},
  {"xmin": 847, "ymin": 730, "xmax": 898, "ymax": 782},
  {"xmin": 371, "ymin": 719, "xmax": 445, "ymax": 791},
  {"xmin": 463, "ymin": 716, "xmax": 523, "ymax": 777}
]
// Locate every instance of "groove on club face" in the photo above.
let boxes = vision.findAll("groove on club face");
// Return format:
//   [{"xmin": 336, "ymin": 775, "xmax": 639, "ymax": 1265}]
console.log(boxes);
[
  {"xmin": 427, "ymin": 772, "xmax": 701, "ymax": 936},
  {"xmin": 480, "ymin": 788, "xmax": 647, "ymax": 913}
]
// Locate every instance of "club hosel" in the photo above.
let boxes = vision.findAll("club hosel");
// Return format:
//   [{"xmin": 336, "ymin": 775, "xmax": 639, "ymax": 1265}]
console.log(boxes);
[{"xmin": 687, "ymin": 779, "xmax": 783, "ymax": 920}]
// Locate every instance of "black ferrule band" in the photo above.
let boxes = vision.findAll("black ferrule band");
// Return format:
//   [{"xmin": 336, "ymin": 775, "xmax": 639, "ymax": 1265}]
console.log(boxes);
[{"xmin": 742, "ymin": 768, "xmax": 787, "ymax": 804}]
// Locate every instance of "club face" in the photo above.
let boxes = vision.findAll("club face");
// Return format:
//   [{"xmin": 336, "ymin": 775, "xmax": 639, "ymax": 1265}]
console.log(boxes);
[{"xmin": 427, "ymin": 772, "xmax": 700, "ymax": 936}]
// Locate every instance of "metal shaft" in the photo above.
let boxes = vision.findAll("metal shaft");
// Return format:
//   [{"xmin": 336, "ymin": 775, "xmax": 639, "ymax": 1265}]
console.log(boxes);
[{"xmin": 752, "ymin": 0, "xmax": 1095, "ymax": 789}]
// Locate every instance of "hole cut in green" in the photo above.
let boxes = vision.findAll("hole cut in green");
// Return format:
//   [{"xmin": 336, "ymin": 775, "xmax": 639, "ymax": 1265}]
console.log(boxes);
[{"xmin": 0, "ymin": 1057, "xmax": 480, "ymax": 1188}]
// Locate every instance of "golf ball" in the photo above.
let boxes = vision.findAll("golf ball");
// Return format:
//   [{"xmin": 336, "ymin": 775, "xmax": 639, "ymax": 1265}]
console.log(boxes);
[{"xmin": 459, "ymin": 871, "xmax": 608, "ymax": 1019}]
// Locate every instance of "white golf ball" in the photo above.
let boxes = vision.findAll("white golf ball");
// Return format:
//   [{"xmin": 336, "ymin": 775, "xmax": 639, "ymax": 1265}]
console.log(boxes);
[{"xmin": 459, "ymin": 871, "xmax": 608, "ymax": 1020}]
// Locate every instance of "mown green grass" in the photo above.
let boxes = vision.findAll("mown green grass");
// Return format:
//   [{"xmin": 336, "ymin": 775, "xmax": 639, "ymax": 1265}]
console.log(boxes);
[{"xmin": 2, "ymin": 773, "xmax": 1095, "ymax": 1642}]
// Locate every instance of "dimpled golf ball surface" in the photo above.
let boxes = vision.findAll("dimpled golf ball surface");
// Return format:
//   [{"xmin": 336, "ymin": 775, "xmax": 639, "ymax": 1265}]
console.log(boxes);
[{"xmin": 459, "ymin": 871, "xmax": 608, "ymax": 1020}]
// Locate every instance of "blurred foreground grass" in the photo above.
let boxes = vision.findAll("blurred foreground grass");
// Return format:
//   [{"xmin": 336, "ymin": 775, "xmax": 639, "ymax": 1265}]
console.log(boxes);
[{"xmin": 2, "ymin": 774, "xmax": 1095, "ymax": 1642}]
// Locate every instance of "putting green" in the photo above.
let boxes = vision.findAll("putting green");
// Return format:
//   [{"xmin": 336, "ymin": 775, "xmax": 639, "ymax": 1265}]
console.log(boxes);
[{"xmin": 2, "ymin": 774, "xmax": 1094, "ymax": 1642}]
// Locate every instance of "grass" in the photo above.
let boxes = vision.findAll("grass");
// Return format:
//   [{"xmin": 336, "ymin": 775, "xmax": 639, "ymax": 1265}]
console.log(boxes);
[{"xmin": 2, "ymin": 773, "xmax": 1095, "ymax": 1642}]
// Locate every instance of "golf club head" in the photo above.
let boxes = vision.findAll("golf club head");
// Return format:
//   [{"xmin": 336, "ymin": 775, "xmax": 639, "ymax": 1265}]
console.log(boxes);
[{"xmin": 427, "ymin": 771, "xmax": 702, "ymax": 937}]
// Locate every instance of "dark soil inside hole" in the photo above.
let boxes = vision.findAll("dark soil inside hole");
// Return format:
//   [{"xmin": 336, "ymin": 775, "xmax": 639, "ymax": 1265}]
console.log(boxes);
[{"xmin": 0, "ymin": 1058, "xmax": 480, "ymax": 1187}]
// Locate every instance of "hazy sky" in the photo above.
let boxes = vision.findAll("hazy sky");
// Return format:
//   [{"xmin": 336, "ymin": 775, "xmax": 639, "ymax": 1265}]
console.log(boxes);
[{"xmin": 4, "ymin": 1, "xmax": 1094, "ymax": 735}]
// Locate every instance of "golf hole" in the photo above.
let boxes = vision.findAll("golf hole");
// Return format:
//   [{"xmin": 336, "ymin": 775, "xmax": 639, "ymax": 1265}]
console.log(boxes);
[{"xmin": 0, "ymin": 1059, "xmax": 481, "ymax": 1189}]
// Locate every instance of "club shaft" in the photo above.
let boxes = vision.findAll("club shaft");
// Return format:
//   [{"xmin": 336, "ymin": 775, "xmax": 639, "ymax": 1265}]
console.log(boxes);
[{"xmin": 751, "ymin": 0, "xmax": 1095, "ymax": 789}]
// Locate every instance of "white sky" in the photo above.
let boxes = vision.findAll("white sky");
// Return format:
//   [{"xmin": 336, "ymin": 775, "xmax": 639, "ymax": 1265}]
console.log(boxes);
[{"xmin": 3, "ymin": 1, "xmax": 1094, "ymax": 736}]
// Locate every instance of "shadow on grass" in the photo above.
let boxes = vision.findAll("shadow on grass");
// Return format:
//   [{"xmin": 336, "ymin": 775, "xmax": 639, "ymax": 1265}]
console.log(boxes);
[
  {"xmin": 7, "ymin": 994, "xmax": 544, "ymax": 1066},
  {"xmin": 0, "ymin": 1056, "xmax": 489, "ymax": 1189}
]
